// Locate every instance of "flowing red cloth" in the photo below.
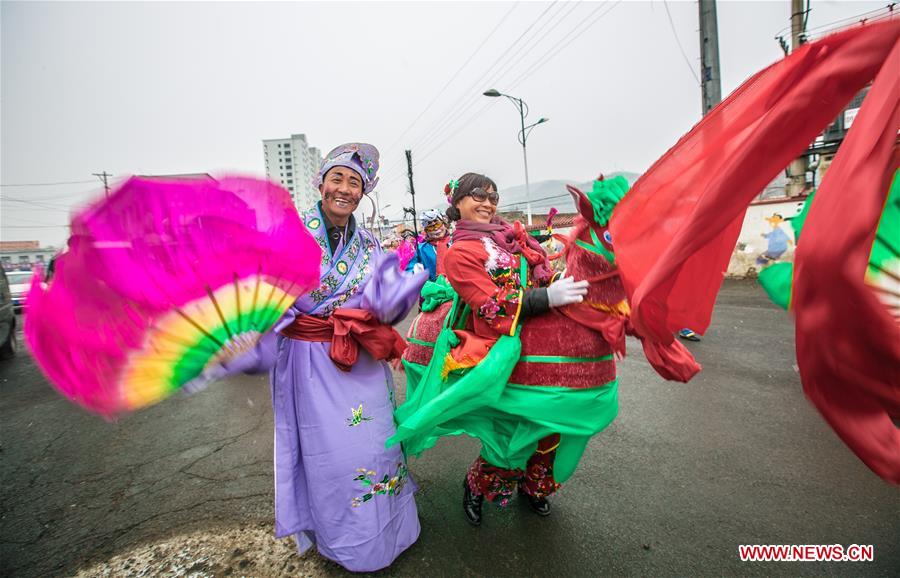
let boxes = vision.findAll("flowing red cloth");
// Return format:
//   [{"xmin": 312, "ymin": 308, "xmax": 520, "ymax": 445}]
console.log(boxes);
[
  {"xmin": 609, "ymin": 21, "xmax": 900, "ymax": 343},
  {"xmin": 280, "ymin": 310, "xmax": 407, "ymax": 372},
  {"xmin": 792, "ymin": 38, "xmax": 900, "ymax": 483},
  {"xmin": 556, "ymin": 305, "xmax": 700, "ymax": 382}
]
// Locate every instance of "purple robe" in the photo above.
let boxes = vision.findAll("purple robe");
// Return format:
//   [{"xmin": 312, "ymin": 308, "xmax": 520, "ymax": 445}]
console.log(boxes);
[{"xmin": 243, "ymin": 205, "xmax": 426, "ymax": 572}]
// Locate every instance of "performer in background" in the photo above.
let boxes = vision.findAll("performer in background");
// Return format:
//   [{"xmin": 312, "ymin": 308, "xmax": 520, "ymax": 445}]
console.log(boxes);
[{"xmin": 404, "ymin": 208, "xmax": 452, "ymax": 282}]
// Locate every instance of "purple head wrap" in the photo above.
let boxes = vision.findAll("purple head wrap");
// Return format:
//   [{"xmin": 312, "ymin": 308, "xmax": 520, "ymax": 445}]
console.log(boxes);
[{"xmin": 316, "ymin": 143, "xmax": 380, "ymax": 195}]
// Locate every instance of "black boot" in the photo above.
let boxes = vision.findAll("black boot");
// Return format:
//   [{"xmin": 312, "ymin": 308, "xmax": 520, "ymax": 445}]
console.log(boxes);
[
  {"xmin": 519, "ymin": 488, "xmax": 551, "ymax": 517},
  {"xmin": 462, "ymin": 479, "xmax": 483, "ymax": 526}
]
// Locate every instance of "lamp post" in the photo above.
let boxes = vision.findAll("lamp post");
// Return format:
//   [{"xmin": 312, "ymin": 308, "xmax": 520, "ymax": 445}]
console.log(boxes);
[
  {"xmin": 379, "ymin": 203, "xmax": 391, "ymax": 238},
  {"xmin": 483, "ymin": 88, "xmax": 548, "ymax": 226},
  {"xmin": 371, "ymin": 188, "xmax": 390, "ymax": 239}
]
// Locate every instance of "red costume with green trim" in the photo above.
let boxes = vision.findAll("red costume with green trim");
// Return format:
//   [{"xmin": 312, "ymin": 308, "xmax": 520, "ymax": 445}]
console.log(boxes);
[{"xmin": 389, "ymin": 177, "xmax": 699, "ymax": 504}]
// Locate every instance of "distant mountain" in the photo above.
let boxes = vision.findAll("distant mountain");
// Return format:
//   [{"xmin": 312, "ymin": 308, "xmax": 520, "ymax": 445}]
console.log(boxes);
[
  {"xmin": 423, "ymin": 171, "xmax": 641, "ymax": 214},
  {"xmin": 497, "ymin": 172, "xmax": 641, "ymax": 214}
]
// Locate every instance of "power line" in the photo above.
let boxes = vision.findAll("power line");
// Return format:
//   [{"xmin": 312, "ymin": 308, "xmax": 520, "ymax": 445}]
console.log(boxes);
[
  {"xmin": 393, "ymin": 3, "xmax": 588, "ymax": 174},
  {"xmin": 504, "ymin": 1, "xmax": 621, "ymax": 92},
  {"xmin": 663, "ymin": 0, "xmax": 701, "ymax": 85},
  {"xmin": 774, "ymin": 2, "xmax": 895, "ymax": 37},
  {"xmin": 806, "ymin": 7, "xmax": 898, "ymax": 40},
  {"xmin": 409, "ymin": 2, "xmax": 569, "ymax": 157},
  {"xmin": 406, "ymin": 2, "xmax": 577, "ymax": 165},
  {"xmin": 379, "ymin": 3, "xmax": 560, "ymax": 186},
  {"xmin": 416, "ymin": 1, "xmax": 621, "ymax": 172},
  {"xmin": 0, "ymin": 197, "xmax": 76, "ymax": 212},
  {"xmin": 0, "ymin": 188, "xmax": 97, "ymax": 201},
  {"xmin": 378, "ymin": 99, "xmax": 499, "ymax": 194},
  {"xmin": 0, "ymin": 214, "xmax": 68, "ymax": 226},
  {"xmin": 379, "ymin": 2, "xmax": 622, "ymax": 206},
  {"xmin": 484, "ymin": 0, "xmax": 582, "ymax": 90},
  {"xmin": 381, "ymin": 2, "xmax": 521, "ymax": 159},
  {"xmin": 413, "ymin": 100, "xmax": 498, "ymax": 167},
  {"xmin": 499, "ymin": 191, "xmax": 570, "ymax": 210},
  {"xmin": 0, "ymin": 179, "xmax": 96, "ymax": 187},
  {"xmin": 380, "ymin": 2, "xmax": 623, "ymax": 198},
  {"xmin": 0, "ymin": 189, "xmax": 96, "ymax": 204},
  {"xmin": 379, "ymin": 1, "xmax": 563, "ymax": 181},
  {"xmin": 1, "ymin": 224, "xmax": 69, "ymax": 229}
]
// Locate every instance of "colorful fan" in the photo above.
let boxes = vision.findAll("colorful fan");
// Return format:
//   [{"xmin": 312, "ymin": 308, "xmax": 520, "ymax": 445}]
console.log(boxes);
[{"xmin": 25, "ymin": 176, "xmax": 321, "ymax": 416}]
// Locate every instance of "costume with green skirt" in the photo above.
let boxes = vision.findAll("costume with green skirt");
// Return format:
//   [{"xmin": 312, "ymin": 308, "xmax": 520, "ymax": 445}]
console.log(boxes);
[{"xmin": 388, "ymin": 256, "xmax": 618, "ymax": 497}]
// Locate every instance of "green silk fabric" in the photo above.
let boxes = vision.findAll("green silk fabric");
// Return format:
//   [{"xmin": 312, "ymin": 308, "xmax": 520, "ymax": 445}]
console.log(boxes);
[
  {"xmin": 867, "ymin": 170, "xmax": 899, "ymax": 283},
  {"xmin": 758, "ymin": 262, "xmax": 794, "ymax": 311},
  {"xmin": 389, "ymin": 264, "xmax": 619, "ymax": 483},
  {"xmin": 419, "ymin": 276, "xmax": 456, "ymax": 312},
  {"xmin": 759, "ymin": 171, "xmax": 898, "ymax": 312}
]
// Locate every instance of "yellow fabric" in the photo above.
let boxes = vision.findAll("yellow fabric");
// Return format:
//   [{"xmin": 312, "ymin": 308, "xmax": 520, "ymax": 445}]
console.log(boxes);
[{"xmin": 587, "ymin": 299, "xmax": 630, "ymax": 317}]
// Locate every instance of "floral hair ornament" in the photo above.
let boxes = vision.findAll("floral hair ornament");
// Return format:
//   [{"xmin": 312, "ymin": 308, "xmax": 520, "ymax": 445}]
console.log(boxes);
[{"xmin": 444, "ymin": 179, "xmax": 459, "ymax": 204}]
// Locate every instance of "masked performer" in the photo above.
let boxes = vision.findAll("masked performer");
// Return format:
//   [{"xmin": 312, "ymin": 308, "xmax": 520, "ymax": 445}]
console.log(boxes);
[{"xmin": 404, "ymin": 208, "xmax": 451, "ymax": 281}]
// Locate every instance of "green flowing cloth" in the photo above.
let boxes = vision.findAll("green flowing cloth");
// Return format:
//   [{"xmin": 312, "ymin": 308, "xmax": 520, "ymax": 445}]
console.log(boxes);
[
  {"xmin": 389, "ymin": 264, "xmax": 619, "ymax": 483},
  {"xmin": 759, "ymin": 173, "xmax": 899, "ymax": 311},
  {"xmin": 758, "ymin": 262, "xmax": 794, "ymax": 310},
  {"xmin": 419, "ymin": 276, "xmax": 456, "ymax": 312},
  {"xmin": 866, "ymin": 171, "xmax": 899, "ymax": 289}
]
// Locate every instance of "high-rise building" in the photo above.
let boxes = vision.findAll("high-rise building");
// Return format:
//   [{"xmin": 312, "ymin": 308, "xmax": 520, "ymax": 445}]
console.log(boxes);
[{"xmin": 263, "ymin": 134, "xmax": 323, "ymax": 212}]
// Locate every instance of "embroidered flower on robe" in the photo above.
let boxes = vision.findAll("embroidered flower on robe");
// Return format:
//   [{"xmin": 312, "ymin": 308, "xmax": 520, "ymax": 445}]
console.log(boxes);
[{"xmin": 351, "ymin": 463, "xmax": 409, "ymax": 507}]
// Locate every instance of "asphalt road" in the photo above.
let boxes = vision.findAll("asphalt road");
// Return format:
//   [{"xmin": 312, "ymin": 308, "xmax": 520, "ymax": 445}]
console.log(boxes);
[{"xmin": 1, "ymin": 279, "xmax": 897, "ymax": 577}]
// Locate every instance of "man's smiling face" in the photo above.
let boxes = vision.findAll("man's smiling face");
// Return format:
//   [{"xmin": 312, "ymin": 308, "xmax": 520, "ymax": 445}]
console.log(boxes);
[{"xmin": 319, "ymin": 166, "xmax": 363, "ymax": 224}]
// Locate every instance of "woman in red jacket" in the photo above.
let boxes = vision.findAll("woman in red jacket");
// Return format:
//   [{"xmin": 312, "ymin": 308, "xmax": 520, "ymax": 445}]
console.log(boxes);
[{"xmin": 442, "ymin": 172, "xmax": 589, "ymax": 525}]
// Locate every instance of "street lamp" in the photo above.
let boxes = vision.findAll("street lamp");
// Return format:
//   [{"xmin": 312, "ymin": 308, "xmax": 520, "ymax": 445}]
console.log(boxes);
[
  {"xmin": 380, "ymin": 204, "xmax": 392, "ymax": 237},
  {"xmin": 369, "ymin": 186, "xmax": 395, "ymax": 240},
  {"xmin": 483, "ymin": 88, "xmax": 549, "ymax": 225}
]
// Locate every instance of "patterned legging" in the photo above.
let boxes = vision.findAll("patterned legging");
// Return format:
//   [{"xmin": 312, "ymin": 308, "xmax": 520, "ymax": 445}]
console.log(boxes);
[{"xmin": 465, "ymin": 434, "xmax": 561, "ymax": 506}]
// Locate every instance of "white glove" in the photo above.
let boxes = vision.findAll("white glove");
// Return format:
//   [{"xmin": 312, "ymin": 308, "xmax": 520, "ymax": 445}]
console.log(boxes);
[
  {"xmin": 412, "ymin": 263, "xmax": 425, "ymax": 275},
  {"xmin": 546, "ymin": 276, "xmax": 589, "ymax": 308}
]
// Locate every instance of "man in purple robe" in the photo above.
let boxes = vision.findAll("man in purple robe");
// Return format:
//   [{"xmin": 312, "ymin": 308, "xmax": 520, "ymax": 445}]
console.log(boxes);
[{"xmin": 237, "ymin": 143, "xmax": 427, "ymax": 571}]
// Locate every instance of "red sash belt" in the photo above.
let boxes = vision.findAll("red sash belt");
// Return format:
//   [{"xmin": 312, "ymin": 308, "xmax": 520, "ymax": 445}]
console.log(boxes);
[{"xmin": 280, "ymin": 309, "xmax": 407, "ymax": 372}]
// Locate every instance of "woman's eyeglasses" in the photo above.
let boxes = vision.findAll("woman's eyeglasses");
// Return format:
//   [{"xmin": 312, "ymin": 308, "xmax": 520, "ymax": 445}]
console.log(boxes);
[{"xmin": 468, "ymin": 188, "xmax": 500, "ymax": 205}]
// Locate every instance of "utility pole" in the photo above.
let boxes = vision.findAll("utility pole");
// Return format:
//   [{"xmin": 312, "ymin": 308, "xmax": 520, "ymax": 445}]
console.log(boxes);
[
  {"xmin": 404, "ymin": 150, "xmax": 422, "ymax": 262},
  {"xmin": 373, "ymin": 190, "xmax": 384, "ymax": 239},
  {"xmin": 516, "ymin": 97, "xmax": 533, "ymax": 226},
  {"xmin": 482, "ymin": 89, "xmax": 547, "ymax": 226},
  {"xmin": 786, "ymin": 0, "xmax": 809, "ymax": 197},
  {"xmin": 698, "ymin": 0, "xmax": 722, "ymax": 116},
  {"xmin": 93, "ymin": 171, "xmax": 111, "ymax": 197}
]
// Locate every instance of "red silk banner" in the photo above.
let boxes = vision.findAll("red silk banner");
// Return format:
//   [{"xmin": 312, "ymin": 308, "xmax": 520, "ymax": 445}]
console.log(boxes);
[
  {"xmin": 608, "ymin": 20, "xmax": 900, "ymax": 482},
  {"xmin": 610, "ymin": 21, "xmax": 900, "ymax": 343},
  {"xmin": 793, "ymin": 39, "xmax": 900, "ymax": 483}
]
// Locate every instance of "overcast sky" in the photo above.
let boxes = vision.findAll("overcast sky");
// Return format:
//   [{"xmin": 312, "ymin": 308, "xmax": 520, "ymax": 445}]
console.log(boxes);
[{"xmin": 1, "ymin": 0, "xmax": 889, "ymax": 247}]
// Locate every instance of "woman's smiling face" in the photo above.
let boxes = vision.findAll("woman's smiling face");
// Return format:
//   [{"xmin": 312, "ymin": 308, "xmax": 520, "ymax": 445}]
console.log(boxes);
[{"xmin": 456, "ymin": 186, "xmax": 498, "ymax": 223}]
